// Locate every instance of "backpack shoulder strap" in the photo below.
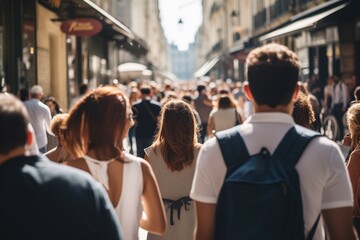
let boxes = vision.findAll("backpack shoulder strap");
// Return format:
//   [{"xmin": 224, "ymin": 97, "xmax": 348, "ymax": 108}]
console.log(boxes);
[
  {"xmin": 215, "ymin": 126, "xmax": 250, "ymax": 169},
  {"xmin": 273, "ymin": 125, "xmax": 321, "ymax": 166}
]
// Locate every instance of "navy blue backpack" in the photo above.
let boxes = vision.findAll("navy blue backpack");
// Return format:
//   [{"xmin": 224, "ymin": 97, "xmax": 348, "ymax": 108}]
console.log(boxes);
[{"xmin": 214, "ymin": 125, "xmax": 321, "ymax": 240}]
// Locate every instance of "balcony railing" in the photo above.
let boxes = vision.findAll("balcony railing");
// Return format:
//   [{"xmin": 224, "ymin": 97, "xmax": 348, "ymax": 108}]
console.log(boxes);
[
  {"xmin": 270, "ymin": 0, "xmax": 294, "ymax": 20},
  {"xmin": 254, "ymin": 9, "xmax": 266, "ymax": 29},
  {"xmin": 299, "ymin": 0, "xmax": 314, "ymax": 6},
  {"xmin": 254, "ymin": 0, "xmax": 297, "ymax": 29},
  {"xmin": 206, "ymin": 40, "xmax": 223, "ymax": 59}
]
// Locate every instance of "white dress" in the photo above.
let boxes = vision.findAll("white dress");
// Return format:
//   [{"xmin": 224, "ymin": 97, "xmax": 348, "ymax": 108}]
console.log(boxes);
[{"xmin": 84, "ymin": 153, "xmax": 143, "ymax": 240}]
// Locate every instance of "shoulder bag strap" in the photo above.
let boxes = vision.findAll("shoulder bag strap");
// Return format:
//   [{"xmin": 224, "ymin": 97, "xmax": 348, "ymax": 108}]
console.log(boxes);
[
  {"xmin": 273, "ymin": 125, "xmax": 321, "ymax": 166},
  {"xmin": 215, "ymin": 126, "xmax": 250, "ymax": 172}
]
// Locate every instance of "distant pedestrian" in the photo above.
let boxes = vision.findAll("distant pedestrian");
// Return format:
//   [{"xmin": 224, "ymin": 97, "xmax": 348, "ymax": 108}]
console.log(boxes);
[
  {"xmin": 43, "ymin": 96, "xmax": 63, "ymax": 150},
  {"xmin": 0, "ymin": 93, "xmax": 123, "ymax": 240},
  {"xmin": 297, "ymin": 82, "xmax": 321, "ymax": 132},
  {"xmin": 191, "ymin": 43, "xmax": 354, "ymax": 240},
  {"xmin": 323, "ymin": 76, "xmax": 335, "ymax": 112},
  {"xmin": 292, "ymin": 91, "xmax": 315, "ymax": 129},
  {"xmin": 70, "ymin": 82, "xmax": 88, "ymax": 109},
  {"xmin": 194, "ymin": 84, "xmax": 213, "ymax": 143},
  {"xmin": 207, "ymin": 94, "xmax": 243, "ymax": 137},
  {"xmin": 332, "ymin": 75, "xmax": 350, "ymax": 140},
  {"xmin": 43, "ymin": 96, "xmax": 63, "ymax": 117},
  {"xmin": 133, "ymin": 85, "xmax": 161, "ymax": 158},
  {"xmin": 128, "ymin": 87, "xmax": 139, "ymax": 154},
  {"xmin": 24, "ymin": 85, "xmax": 52, "ymax": 153},
  {"xmin": 182, "ymin": 94, "xmax": 202, "ymax": 134},
  {"xmin": 350, "ymin": 86, "xmax": 360, "ymax": 106}
]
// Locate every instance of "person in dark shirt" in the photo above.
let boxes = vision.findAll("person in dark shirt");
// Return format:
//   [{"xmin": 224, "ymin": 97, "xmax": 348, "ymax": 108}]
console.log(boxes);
[
  {"xmin": 133, "ymin": 85, "xmax": 161, "ymax": 158},
  {"xmin": 0, "ymin": 93, "xmax": 123, "ymax": 240}
]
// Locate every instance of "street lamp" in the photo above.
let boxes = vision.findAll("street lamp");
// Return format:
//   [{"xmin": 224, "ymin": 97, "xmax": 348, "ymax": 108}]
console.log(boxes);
[
  {"xmin": 230, "ymin": 10, "xmax": 240, "ymax": 42},
  {"xmin": 230, "ymin": 10, "xmax": 239, "ymax": 25}
]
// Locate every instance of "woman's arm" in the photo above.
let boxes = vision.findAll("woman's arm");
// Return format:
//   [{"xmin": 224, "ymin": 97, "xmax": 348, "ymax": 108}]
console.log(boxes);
[{"xmin": 139, "ymin": 160, "xmax": 166, "ymax": 235}]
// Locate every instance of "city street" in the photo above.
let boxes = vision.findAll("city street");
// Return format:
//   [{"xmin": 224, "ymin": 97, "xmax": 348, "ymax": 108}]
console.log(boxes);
[{"xmin": 1, "ymin": 0, "xmax": 359, "ymax": 239}]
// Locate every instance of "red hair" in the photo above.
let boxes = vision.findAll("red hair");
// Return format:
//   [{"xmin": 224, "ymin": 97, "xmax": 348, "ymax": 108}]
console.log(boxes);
[{"xmin": 63, "ymin": 86, "xmax": 128, "ymax": 159}]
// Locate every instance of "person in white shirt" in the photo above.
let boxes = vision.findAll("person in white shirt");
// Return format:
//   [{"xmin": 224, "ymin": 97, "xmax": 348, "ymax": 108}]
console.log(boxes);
[
  {"xmin": 190, "ymin": 43, "xmax": 355, "ymax": 240},
  {"xmin": 323, "ymin": 75, "xmax": 334, "ymax": 112},
  {"xmin": 23, "ymin": 85, "xmax": 52, "ymax": 153},
  {"xmin": 331, "ymin": 75, "xmax": 349, "ymax": 140}
]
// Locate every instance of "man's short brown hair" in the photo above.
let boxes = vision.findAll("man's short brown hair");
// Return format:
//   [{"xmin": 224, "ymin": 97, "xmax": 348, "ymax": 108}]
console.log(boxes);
[
  {"xmin": 0, "ymin": 94, "xmax": 29, "ymax": 155},
  {"xmin": 246, "ymin": 43, "xmax": 300, "ymax": 108}
]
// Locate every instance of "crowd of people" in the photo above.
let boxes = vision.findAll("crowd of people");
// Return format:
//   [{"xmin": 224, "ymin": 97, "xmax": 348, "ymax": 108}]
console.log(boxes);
[{"xmin": 0, "ymin": 43, "xmax": 359, "ymax": 239}]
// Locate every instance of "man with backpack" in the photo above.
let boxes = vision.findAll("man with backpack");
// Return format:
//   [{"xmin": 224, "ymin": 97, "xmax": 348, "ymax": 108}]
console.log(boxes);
[{"xmin": 190, "ymin": 43, "xmax": 355, "ymax": 240}]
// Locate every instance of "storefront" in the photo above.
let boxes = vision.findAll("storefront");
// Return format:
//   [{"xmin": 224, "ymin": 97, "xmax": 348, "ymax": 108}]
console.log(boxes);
[
  {"xmin": 0, "ymin": 0, "xmax": 148, "ymax": 110},
  {"xmin": 0, "ymin": 0, "xmax": 37, "ymax": 95},
  {"xmin": 39, "ymin": 0, "xmax": 148, "ymax": 109},
  {"xmin": 258, "ymin": 0, "xmax": 360, "ymax": 89}
]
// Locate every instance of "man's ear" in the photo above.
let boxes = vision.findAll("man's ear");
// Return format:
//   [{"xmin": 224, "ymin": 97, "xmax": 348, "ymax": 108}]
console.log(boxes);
[
  {"xmin": 244, "ymin": 82, "xmax": 254, "ymax": 101},
  {"xmin": 292, "ymin": 83, "xmax": 300, "ymax": 101}
]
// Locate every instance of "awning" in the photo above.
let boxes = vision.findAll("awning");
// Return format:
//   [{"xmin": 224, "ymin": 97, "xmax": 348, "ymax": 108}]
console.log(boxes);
[
  {"xmin": 194, "ymin": 57, "xmax": 220, "ymax": 78},
  {"xmin": 155, "ymin": 71, "xmax": 177, "ymax": 81},
  {"xmin": 259, "ymin": 3, "xmax": 348, "ymax": 42},
  {"xmin": 40, "ymin": 0, "xmax": 148, "ymax": 55},
  {"xmin": 118, "ymin": 62, "xmax": 151, "ymax": 80},
  {"xmin": 118, "ymin": 62, "xmax": 148, "ymax": 72},
  {"xmin": 82, "ymin": 0, "xmax": 135, "ymax": 39}
]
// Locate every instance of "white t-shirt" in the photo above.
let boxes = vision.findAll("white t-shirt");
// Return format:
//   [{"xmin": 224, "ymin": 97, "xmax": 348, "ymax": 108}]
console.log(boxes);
[{"xmin": 190, "ymin": 112, "xmax": 353, "ymax": 239}]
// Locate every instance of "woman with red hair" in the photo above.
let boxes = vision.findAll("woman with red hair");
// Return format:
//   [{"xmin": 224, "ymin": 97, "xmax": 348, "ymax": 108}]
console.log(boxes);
[{"xmin": 63, "ymin": 86, "xmax": 166, "ymax": 240}]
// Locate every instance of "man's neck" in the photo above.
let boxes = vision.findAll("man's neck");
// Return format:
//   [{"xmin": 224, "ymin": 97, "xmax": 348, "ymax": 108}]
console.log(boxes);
[
  {"xmin": 0, "ymin": 147, "xmax": 26, "ymax": 165},
  {"xmin": 254, "ymin": 103, "xmax": 293, "ymax": 114}
]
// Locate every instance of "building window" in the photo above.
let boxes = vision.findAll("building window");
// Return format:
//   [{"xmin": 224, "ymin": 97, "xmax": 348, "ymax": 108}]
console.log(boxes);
[{"xmin": 21, "ymin": 0, "xmax": 36, "ymax": 90}]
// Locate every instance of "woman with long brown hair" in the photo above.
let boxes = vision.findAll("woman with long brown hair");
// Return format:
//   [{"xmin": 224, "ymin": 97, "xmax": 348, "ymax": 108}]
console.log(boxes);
[
  {"xmin": 144, "ymin": 99, "xmax": 202, "ymax": 240},
  {"xmin": 63, "ymin": 86, "xmax": 166, "ymax": 240}
]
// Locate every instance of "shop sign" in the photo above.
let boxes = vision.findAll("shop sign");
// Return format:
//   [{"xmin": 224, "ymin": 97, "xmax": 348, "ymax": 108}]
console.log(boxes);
[{"xmin": 60, "ymin": 18, "xmax": 102, "ymax": 36}]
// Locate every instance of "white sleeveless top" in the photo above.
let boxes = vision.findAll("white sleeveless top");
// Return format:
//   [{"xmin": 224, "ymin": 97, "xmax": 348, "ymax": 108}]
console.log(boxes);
[{"xmin": 84, "ymin": 153, "xmax": 144, "ymax": 240}]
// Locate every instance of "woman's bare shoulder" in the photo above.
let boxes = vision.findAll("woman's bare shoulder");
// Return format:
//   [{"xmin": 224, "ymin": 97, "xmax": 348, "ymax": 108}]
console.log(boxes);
[{"xmin": 63, "ymin": 158, "xmax": 86, "ymax": 169}]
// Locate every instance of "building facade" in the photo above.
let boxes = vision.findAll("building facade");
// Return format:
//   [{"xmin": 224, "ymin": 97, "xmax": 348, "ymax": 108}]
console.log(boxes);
[
  {"xmin": 114, "ymin": 0, "xmax": 170, "ymax": 82},
  {"xmin": 0, "ymin": 0, "xmax": 153, "ymax": 110},
  {"xmin": 170, "ymin": 43, "xmax": 196, "ymax": 81},
  {"xmin": 195, "ymin": 0, "xmax": 360, "ymax": 89}
]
